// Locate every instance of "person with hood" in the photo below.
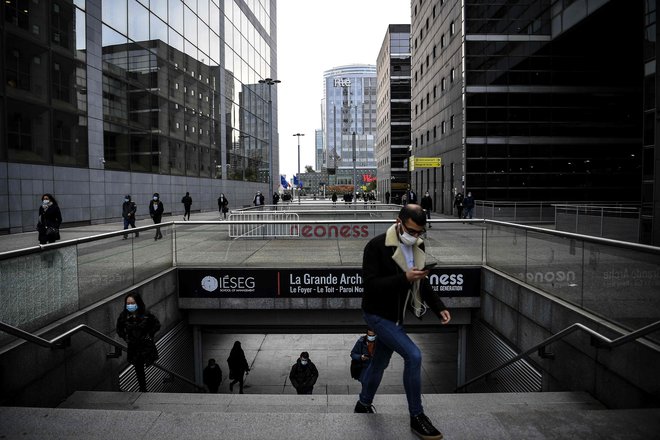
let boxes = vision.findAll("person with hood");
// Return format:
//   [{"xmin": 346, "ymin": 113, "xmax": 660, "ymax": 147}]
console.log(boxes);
[
  {"xmin": 217, "ymin": 193, "xmax": 229, "ymax": 219},
  {"xmin": 331, "ymin": 192, "xmax": 338, "ymax": 206},
  {"xmin": 227, "ymin": 341, "xmax": 250, "ymax": 394},
  {"xmin": 122, "ymin": 195, "xmax": 138, "ymax": 239},
  {"xmin": 116, "ymin": 292, "xmax": 160, "ymax": 392},
  {"xmin": 149, "ymin": 193, "xmax": 164, "ymax": 240},
  {"xmin": 289, "ymin": 351, "xmax": 319, "ymax": 395},
  {"xmin": 463, "ymin": 192, "xmax": 475, "ymax": 219},
  {"xmin": 350, "ymin": 329, "xmax": 377, "ymax": 383},
  {"xmin": 453, "ymin": 192, "xmax": 464, "ymax": 219},
  {"xmin": 354, "ymin": 204, "xmax": 451, "ymax": 440},
  {"xmin": 181, "ymin": 192, "xmax": 192, "ymax": 221},
  {"xmin": 420, "ymin": 191, "xmax": 433, "ymax": 228},
  {"xmin": 37, "ymin": 193, "xmax": 62, "ymax": 244},
  {"xmin": 203, "ymin": 358, "xmax": 222, "ymax": 393},
  {"xmin": 253, "ymin": 191, "xmax": 265, "ymax": 206}
]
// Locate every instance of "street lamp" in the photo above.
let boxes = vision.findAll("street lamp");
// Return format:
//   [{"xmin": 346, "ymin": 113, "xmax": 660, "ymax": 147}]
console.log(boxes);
[
  {"xmin": 293, "ymin": 133, "xmax": 305, "ymax": 204},
  {"xmin": 258, "ymin": 77, "xmax": 280, "ymax": 204}
]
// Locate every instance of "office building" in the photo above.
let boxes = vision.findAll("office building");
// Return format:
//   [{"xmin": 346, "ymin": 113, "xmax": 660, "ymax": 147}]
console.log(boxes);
[
  {"xmin": 376, "ymin": 24, "xmax": 411, "ymax": 204},
  {"xmin": 321, "ymin": 65, "xmax": 377, "ymax": 190},
  {"xmin": 411, "ymin": 0, "xmax": 644, "ymax": 221},
  {"xmin": 0, "ymin": 0, "xmax": 278, "ymax": 233},
  {"xmin": 315, "ymin": 128, "xmax": 324, "ymax": 172}
]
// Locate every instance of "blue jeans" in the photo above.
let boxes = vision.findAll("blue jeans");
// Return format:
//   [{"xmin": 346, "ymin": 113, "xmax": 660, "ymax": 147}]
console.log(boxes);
[{"xmin": 359, "ymin": 312, "xmax": 423, "ymax": 416}]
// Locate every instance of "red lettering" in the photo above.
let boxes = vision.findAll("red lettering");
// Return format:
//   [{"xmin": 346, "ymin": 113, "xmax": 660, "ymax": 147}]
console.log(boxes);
[
  {"xmin": 302, "ymin": 225, "xmax": 312, "ymax": 237},
  {"xmin": 360, "ymin": 225, "xmax": 369, "ymax": 237},
  {"xmin": 290, "ymin": 225, "xmax": 299, "ymax": 235},
  {"xmin": 340, "ymin": 225, "xmax": 350, "ymax": 237},
  {"xmin": 327, "ymin": 225, "xmax": 339, "ymax": 238},
  {"xmin": 314, "ymin": 225, "xmax": 326, "ymax": 237},
  {"xmin": 352, "ymin": 225, "xmax": 360, "ymax": 237}
]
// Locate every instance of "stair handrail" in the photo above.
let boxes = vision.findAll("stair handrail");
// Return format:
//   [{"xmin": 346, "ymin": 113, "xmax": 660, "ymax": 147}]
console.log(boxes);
[
  {"xmin": 455, "ymin": 319, "xmax": 660, "ymax": 392},
  {"xmin": 0, "ymin": 320, "xmax": 205, "ymax": 391}
]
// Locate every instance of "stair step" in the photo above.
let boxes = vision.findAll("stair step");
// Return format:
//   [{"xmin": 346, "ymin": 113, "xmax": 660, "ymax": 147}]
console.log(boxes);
[
  {"xmin": 1, "ymin": 405, "xmax": 659, "ymax": 440},
  {"xmin": 57, "ymin": 391, "xmax": 605, "ymax": 414}
]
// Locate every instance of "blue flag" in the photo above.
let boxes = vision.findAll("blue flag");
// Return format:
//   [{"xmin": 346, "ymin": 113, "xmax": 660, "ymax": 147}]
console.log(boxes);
[
  {"xmin": 280, "ymin": 175, "xmax": 289, "ymax": 188},
  {"xmin": 293, "ymin": 175, "xmax": 299, "ymax": 187}
]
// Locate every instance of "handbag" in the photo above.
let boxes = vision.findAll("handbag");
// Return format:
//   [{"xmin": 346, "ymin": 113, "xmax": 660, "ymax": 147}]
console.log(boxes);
[
  {"xmin": 45, "ymin": 226, "xmax": 59, "ymax": 239},
  {"xmin": 350, "ymin": 359, "xmax": 363, "ymax": 380}
]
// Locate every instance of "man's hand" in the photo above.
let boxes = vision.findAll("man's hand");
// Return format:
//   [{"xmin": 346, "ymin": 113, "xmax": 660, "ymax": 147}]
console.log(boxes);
[
  {"xmin": 439, "ymin": 309, "xmax": 451, "ymax": 324},
  {"xmin": 405, "ymin": 268, "xmax": 429, "ymax": 283}
]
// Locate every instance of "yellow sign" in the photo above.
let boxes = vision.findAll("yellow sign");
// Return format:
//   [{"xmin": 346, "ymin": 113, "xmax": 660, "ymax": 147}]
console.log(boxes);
[{"xmin": 409, "ymin": 156, "xmax": 442, "ymax": 171}]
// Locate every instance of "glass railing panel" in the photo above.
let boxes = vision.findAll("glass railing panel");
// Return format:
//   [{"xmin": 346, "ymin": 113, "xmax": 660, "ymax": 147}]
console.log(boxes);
[
  {"xmin": 0, "ymin": 247, "xmax": 78, "ymax": 336},
  {"xmin": 523, "ymin": 232, "xmax": 584, "ymax": 306},
  {"xmin": 77, "ymin": 235, "xmax": 135, "ymax": 308},
  {"xmin": 485, "ymin": 223, "xmax": 527, "ymax": 282},
  {"xmin": 582, "ymin": 242, "xmax": 660, "ymax": 343},
  {"xmin": 134, "ymin": 224, "xmax": 174, "ymax": 280},
  {"xmin": 423, "ymin": 222, "xmax": 484, "ymax": 266}
]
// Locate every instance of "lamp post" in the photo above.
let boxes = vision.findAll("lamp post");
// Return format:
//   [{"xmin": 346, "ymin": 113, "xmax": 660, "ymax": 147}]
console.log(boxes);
[
  {"xmin": 258, "ymin": 77, "xmax": 280, "ymax": 204},
  {"xmin": 293, "ymin": 133, "xmax": 305, "ymax": 204}
]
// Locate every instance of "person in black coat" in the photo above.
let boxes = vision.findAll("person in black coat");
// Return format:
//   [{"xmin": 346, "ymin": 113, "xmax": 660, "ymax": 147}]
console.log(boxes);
[
  {"xmin": 116, "ymin": 292, "xmax": 161, "ymax": 392},
  {"xmin": 122, "ymin": 195, "xmax": 138, "ymax": 239},
  {"xmin": 37, "ymin": 193, "xmax": 62, "ymax": 244},
  {"xmin": 217, "ymin": 193, "xmax": 229, "ymax": 220},
  {"xmin": 454, "ymin": 192, "xmax": 464, "ymax": 219},
  {"xmin": 227, "ymin": 341, "xmax": 250, "ymax": 393},
  {"xmin": 203, "ymin": 358, "xmax": 222, "ymax": 393},
  {"xmin": 420, "ymin": 191, "xmax": 433, "ymax": 228},
  {"xmin": 149, "ymin": 193, "xmax": 164, "ymax": 240},
  {"xmin": 181, "ymin": 192, "xmax": 192, "ymax": 221},
  {"xmin": 350, "ymin": 329, "xmax": 377, "ymax": 383},
  {"xmin": 385, "ymin": 191, "xmax": 390, "ymax": 204},
  {"xmin": 289, "ymin": 351, "xmax": 319, "ymax": 395}
]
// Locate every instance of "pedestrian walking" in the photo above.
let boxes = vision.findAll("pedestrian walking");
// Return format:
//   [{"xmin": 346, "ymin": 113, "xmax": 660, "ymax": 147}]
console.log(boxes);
[
  {"xmin": 227, "ymin": 341, "xmax": 250, "ymax": 394},
  {"xmin": 405, "ymin": 187, "xmax": 417, "ymax": 205},
  {"xmin": 149, "ymin": 193, "xmax": 164, "ymax": 240},
  {"xmin": 37, "ymin": 193, "xmax": 62, "ymax": 245},
  {"xmin": 203, "ymin": 358, "xmax": 222, "ymax": 393},
  {"xmin": 181, "ymin": 192, "xmax": 192, "ymax": 221},
  {"xmin": 453, "ymin": 192, "xmax": 464, "ymax": 219},
  {"xmin": 350, "ymin": 329, "xmax": 377, "ymax": 383},
  {"xmin": 253, "ymin": 191, "xmax": 265, "ymax": 206},
  {"xmin": 289, "ymin": 351, "xmax": 318, "ymax": 395},
  {"xmin": 385, "ymin": 191, "xmax": 390, "ymax": 204},
  {"xmin": 463, "ymin": 192, "xmax": 475, "ymax": 219},
  {"xmin": 122, "ymin": 195, "xmax": 138, "ymax": 239},
  {"xmin": 420, "ymin": 191, "xmax": 433, "ymax": 228},
  {"xmin": 354, "ymin": 204, "xmax": 451, "ymax": 440},
  {"xmin": 273, "ymin": 192, "xmax": 280, "ymax": 205},
  {"xmin": 332, "ymin": 192, "xmax": 337, "ymax": 206},
  {"xmin": 116, "ymin": 292, "xmax": 160, "ymax": 392},
  {"xmin": 218, "ymin": 193, "xmax": 229, "ymax": 219}
]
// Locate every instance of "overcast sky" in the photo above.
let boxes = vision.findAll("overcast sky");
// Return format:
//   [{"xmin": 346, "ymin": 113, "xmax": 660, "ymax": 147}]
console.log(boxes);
[{"xmin": 275, "ymin": 0, "xmax": 411, "ymax": 180}]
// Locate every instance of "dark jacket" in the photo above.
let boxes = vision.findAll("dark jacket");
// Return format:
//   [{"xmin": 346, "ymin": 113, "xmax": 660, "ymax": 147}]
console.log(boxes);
[
  {"xmin": 289, "ymin": 359, "xmax": 318, "ymax": 392},
  {"xmin": 181, "ymin": 195, "xmax": 192, "ymax": 207},
  {"xmin": 332, "ymin": 193, "xmax": 337, "ymax": 202},
  {"xmin": 203, "ymin": 364, "xmax": 222, "ymax": 389},
  {"xmin": 37, "ymin": 204, "xmax": 62, "ymax": 242},
  {"xmin": 253, "ymin": 194, "xmax": 265, "ymax": 206},
  {"xmin": 227, "ymin": 348, "xmax": 250, "ymax": 379},
  {"xmin": 273, "ymin": 193, "xmax": 280, "ymax": 204},
  {"xmin": 453, "ymin": 194, "xmax": 464, "ymax": 207},
  {"xmin": 116, "ymin": 310, "xmax": 161, "ymax": 366},
  {"xmin": 217, "ymin": 196, "xmax": 229, "ymax": 212},
  {"xmin": 149, "ymin": 201, "xmax": 164, "ymax": 222},
  {"xmin": 362, "ymin": 224, "xmax": 447, "ymax": 324},
  {"xmin": 350, "ymin": 336, "xmax": 374, "ymax": 380},
  {"xmin": 122, "ymin": 201, "xmax": 137, "ymax": 219},
  {"xmin": 463, "ymin": 195, "xmax": 475, "ymax": 209},
  {"xmin": 421, "ymin": 195, "xmax": 432, "ymax": 211}
]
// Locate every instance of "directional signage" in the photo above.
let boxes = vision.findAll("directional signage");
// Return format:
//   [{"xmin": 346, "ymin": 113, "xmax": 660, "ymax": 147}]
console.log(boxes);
[{"xmin": 409, "ymin": 156, "xmax": 442, "ymax": 171}]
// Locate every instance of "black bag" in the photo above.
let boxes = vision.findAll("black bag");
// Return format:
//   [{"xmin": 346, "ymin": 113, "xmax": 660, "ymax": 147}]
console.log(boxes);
[
  {"xmin": 350, "ymin": 359, "xmax": 362, "ymax": 380},
  {"xmin": 45, "ymin": 226, "xmax": 59, "ymax": 239},
  {"xmin": 222, "ymin": 206, "xmax": 228, "ymax": 213}
]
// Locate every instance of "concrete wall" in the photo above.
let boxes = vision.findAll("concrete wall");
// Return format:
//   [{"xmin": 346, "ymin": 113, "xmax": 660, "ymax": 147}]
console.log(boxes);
[
  {"xmin": 0, "ymin": 162, "xmax": 268, "ymax": 233},
  {"xmin": 0, "ymin": 270, "xmax": 182, "ymax": 407},
  {"xmin": 481, "ymin": 267, "xmax": 660, "ymax": 409}
]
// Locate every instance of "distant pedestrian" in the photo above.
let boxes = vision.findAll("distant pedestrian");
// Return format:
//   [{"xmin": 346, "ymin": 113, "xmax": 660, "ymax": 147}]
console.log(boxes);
[
  {"xmin": 273, "ymin": 192, "xmax": 280, "ymax": 205},
  {"xmin": 37, "ymin": 193, "xmax": 62, "ymax": 245},
  {"xmin": 385, "ymin": 191, "xmax": 390, "ymax": 204},
  {"xmin": 122, "ymin": 195, "xmax": 139, "ymax": 239},
  {"xmin": 181, "ymin": 192, "xmax": 192, "ymax": 221},
  {"xmin": 227, "ymin": 341, "xmax": 250, "ymax": 394},
  {"xmin": 116, "ymin": 292, "xmax": 160, "ymax": 392},
  {"xmin": 420, "ymin": 191, "xmax": 433, "ymax": 228},
  {"xmin": 203, "ymin": 358, "xmax": 222, "ymax": 393},
  {"xmin": 453, "ymin": 192, "xmax": 464, "ymax": 219},
  {"xmin": 350, "ymin": 329, "xmax": 377, "ymax": 383},
  {"xmin": 218, "ymin": 193, "xmax": 229, "ymax": 219},
  {"xmin": 289, "ymin": 351, "xmax": 318, "ymax": 395},
  {"xmin": 253, "ymin": 191, "xmax": 265, "ymax": 206},
  {"xmin": 405, "ymin": 187, "xmax": 417, "ymax": 205},
  {"xmin": 149, "ymin": 193, "xmax": 164, "ymax": 240},
  {"xmin": 332, "ymin": 192, "xmax": 338, "ymax": 206},
  {"xmin": 463, "ymin": 192, "xmax": 475, "ymax": 219}
]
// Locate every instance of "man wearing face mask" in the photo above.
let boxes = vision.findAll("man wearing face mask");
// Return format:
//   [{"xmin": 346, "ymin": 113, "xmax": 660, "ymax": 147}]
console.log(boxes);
[
  {"xmin": 288, "ymin": 351, "xmax": 318, "ymax": 395},
  {"xmin": 350, "ymin": 329, "xmax": 377, "ymax": 383},
  {"xmin": 420, "ymin": 191, "xmax": 433, "ymax": 229},
  {"xmin": 355, "ymin": 204, "xmax": 450, "ymax": 440},
  {"xmin": 122, "ymin": 195, "xmax": 138, "ymax": 239},
  {"xmin": 149, "ymin": 193, "xmax": 164, "ymax": 240}
]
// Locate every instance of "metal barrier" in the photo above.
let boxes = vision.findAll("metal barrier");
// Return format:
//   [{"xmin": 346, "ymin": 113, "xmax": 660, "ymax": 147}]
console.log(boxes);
[{"xmin": 227, "ymin": 211, "xmax": 300, "ymax": 238}]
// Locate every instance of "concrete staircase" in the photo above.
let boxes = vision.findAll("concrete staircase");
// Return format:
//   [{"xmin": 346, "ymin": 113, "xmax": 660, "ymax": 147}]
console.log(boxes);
[{"xmin": 1, "ymin": 391, "xmax": 659, "ymax": 439}]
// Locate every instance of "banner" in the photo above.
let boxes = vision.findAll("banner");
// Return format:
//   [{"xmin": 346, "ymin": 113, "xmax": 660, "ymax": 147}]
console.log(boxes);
[
  {"xmin": 179, "ymin": 267, "xmax": 481, "ymax": 299},
  {"xmin": 280, "ymin": 175, "xmax": 289, "ymax": 188}
]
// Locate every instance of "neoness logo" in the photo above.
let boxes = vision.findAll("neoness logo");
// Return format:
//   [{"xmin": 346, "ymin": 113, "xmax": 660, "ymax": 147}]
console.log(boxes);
[
  {"xmin": 290, "ymin": 224, "xmax": 370, "ymax": 238},
  {"xmin": 429, "ymin": 273, "xmax": 464, "ymax": 286}
]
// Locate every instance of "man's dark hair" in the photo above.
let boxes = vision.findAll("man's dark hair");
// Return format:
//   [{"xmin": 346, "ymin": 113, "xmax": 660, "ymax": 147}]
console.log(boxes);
[{"xmin": 398, "ymin": 204, "xmax": 426, "ymax": 226}]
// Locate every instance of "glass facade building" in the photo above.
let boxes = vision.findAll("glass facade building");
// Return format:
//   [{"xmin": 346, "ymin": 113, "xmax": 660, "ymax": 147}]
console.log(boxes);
[
  {"xmin": 376, "ymin": 24, "xmax": 411, "ymax": 204},
  {"xmin": 0, "ymin": 0, "xmax": 277, "ymax": 233},
  {"xmin": 321, "ymin": 65, "xmax": 377, "ymax": 187},
  {"xmin": 411, "ymin": 0, "xmax": 645, "ymax": 219}
]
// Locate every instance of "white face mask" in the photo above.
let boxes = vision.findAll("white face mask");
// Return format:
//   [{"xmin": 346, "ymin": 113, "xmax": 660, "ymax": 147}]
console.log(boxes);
[
  {"xmin": 367, "ymin": 335, "xmax": 376, "ymax": 342},
  {"xmin": 398, "ymin": 224, "xmax": 418, "ymax": 246},
  {"xmin": 300, "ymin": 360, "xmax": 308, "ymax": 366}
]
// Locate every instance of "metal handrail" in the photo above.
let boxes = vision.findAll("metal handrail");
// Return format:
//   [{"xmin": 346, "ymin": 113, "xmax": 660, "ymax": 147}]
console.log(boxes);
[
  {"xmin": 455, "ymin": 319, "xmax": 660, "ymax": 392},
  {"xmin": 0, "ymin": 320, "xmax": 205, "ymax": 391}
]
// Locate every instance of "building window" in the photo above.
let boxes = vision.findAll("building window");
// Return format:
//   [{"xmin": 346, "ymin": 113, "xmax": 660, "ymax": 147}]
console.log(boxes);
[
  {"xmin": 433, "ymin": 85, "xmax": 436, "ymax": 98},
  {"xmin": 420, "ymin": 99, "xmax": 424, "ymax": 111},
  {"xmin": 420, "ymin": 64, "xmax": 423, "ymax": 76},
  {"xmin": 450, "ymin": 68, "xmax": 455, "ymax": 83},
  {"xmin": 450, "ymin": 115, "xmax": 455, "ymax": 129},
  {"xmin": 415, "ymin": 104, "xmax": 418, "ymax": 116},
  {"xmin": 426, "ymin": 93, "xmax": 429, "ymax": 105},
  {"xmin": 433, "ymin": 45, "xmax": 436, "ymax": 58},
  {"xmin": 441, "ymin": 77, "xmax": 446, "ymax": 91},
  {"xmin": 441, "ymin": 34, "xmax": 445, "ymax": 48},
  {"xmin": 426, "ymin": 130, "xmax": 430, "ymax": 142},
  {"xmin": 441, "ymin": 120, "xmax": 446, "ymax": 134},
  {"xmin": 415, "ymin": 71, "xmax": 418, "ymax": 82},
  {"xmin": 433, "ymin": 126, "xmax": 437, "ymax": 138},
  {"xmin": 426, "ymin": 55, "xmax": 429, "ymax": 68},
  {"xmin": 426, "ymin": 17, "xmax": 429, "ymax": 30},
  {"xmin": 433, "ymin": 5, "xmax": 436, "ymax": 18},
  {"xmin": 450, "ymin": 21, "xmax": 455, "ymax": 36}
]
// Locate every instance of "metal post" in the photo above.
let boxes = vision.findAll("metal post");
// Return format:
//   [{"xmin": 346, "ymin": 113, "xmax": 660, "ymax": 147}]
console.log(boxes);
[
  {"xmin": 258, "ymin": 78, "xmax": 280, "ymax": 204},
  {"xmin": 293, "ymin": 133, "xmax": 304, "ymax": 204},
  {"xmin": 352, "ymin": 131, "xmax": 357, "ymax": 201}
]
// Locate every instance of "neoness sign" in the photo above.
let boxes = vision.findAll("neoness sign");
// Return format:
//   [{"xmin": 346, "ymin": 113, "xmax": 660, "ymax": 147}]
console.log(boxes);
[{"xmin": 290, "ymin": 224, "xmax": 371, "ymax": 239}]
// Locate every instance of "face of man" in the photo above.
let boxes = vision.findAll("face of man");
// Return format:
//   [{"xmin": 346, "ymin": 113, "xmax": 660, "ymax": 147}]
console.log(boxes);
[{"xmin": 397, "ymin": 218, "xmax": 426, "ymax": 238}]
